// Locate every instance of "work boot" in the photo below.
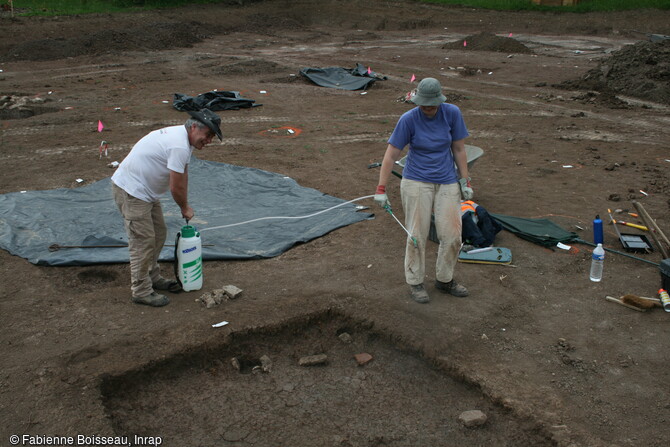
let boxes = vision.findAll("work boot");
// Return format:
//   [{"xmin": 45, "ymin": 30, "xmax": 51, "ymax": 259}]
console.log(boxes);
[
  {"xmin": 132, "ymin": 292, "xmax": 170, "ymax": 307},
  {"xmin": 409, "ymin": 284, "xmax": 430, "ymax": 304},
  {"xmin": 153, "ymin": 277, "xmax": 182, "ymax": 293},
  {"xmin": 435, "ymin": 279, "xmax": 469, "ymax": 297}
]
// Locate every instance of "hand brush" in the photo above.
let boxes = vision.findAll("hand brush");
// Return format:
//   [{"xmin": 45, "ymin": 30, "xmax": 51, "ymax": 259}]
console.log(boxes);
[{"xmin": 621, "ymin": 294, "xmax": 662, "ymax": 309}]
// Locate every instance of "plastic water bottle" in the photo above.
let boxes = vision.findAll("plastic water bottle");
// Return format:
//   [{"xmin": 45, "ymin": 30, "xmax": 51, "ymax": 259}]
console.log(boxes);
[
  {"xmin": 593, "ymin": 215, "xmax": 603, "ymax": 245},
  {"xmin": 589, "ymin": 243, "xmax": 605, "ymax": 282},
  {"xmin": 176, "ymin": 225, "xmax": 203, "ymax": 292}
]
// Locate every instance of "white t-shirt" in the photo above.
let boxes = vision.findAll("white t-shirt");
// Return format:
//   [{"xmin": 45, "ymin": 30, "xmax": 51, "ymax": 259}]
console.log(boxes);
[{"xmin": 112, "ymin": 125, "xmax": 193, "ymax": 202}]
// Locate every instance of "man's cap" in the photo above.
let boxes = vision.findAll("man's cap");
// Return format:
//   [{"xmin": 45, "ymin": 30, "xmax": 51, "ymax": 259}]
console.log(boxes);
[
  {"xmin": 187, "ymin": 109, "xmax": 223, "ymax": 141},
  {"xmin": 410, "ymin": 77, "xmax": 446, "ymax": 106}
]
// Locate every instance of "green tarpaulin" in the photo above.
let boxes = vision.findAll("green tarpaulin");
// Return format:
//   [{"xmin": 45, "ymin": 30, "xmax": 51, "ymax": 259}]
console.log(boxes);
[{"xmin": 490, "ymin": 214, "xmax": 579, "ymax": 248}]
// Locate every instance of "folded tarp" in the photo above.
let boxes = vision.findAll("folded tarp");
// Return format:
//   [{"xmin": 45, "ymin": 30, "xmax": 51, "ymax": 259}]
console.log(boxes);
[
  {"xmin": 0, "ymin": 157, "xmax": 372, "ymax": 266},
  {"xmin": 300, "ymin": 63, "xmax": 386, "ymax": 90},
  {"xmin": 173, "ymin": 91, "xmax": 260, "ymax": 112},
  {"xmin": 490, "ymin": 214, "xmax": 579, "ymax": 248}
]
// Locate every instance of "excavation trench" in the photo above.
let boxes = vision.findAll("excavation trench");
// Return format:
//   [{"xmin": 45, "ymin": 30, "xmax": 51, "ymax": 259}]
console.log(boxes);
[{"xmin": 100, "ymin": 310, "xmax": 555, "ymax": 446}]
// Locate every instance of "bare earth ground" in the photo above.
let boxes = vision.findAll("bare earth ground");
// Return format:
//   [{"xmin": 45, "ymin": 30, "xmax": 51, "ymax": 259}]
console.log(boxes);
[{"xmin": 1, "ymin": 1, "xmax": 670, "ymax": 446}]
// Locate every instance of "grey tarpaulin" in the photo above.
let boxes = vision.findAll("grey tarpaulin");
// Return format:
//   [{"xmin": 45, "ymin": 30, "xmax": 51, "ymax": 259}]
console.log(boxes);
[
  {"xmin": 0, "ymin": 157, "xmax": 372, "ymax": 266},
  {"xmin": 173, "ymin": 91, "xmax": 261, "ymax": 111},
  {"xmin": 300, "ymin": 63, "xmax": 386, "ymax": 90}
]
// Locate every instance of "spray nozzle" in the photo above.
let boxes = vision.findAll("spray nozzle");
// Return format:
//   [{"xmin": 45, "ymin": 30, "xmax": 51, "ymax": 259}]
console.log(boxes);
[{"xmin": 383, "ymin": 204, "xmax": 418, "ymax": 248}]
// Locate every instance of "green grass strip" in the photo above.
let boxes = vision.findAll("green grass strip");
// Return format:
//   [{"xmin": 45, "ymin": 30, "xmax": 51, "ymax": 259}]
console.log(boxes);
[{"xmin": 8, "ymin": 0, "xmax": 670, "ymax": 17}]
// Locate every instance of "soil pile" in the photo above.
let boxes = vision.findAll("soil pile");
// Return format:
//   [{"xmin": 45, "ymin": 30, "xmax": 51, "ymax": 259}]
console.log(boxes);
[
  {"xmin": 442, "ymin": 31, "xmax": 532, "ymax": 54},
  {"xmin": 0, "ymin": 94, "xmax": 56, "ymax": 119},
  {"xmin": 3, "ymin": 21, "xmax": 212, "ymax": 61},
  {"xmin": 558, "ymin": 39, "xmax": 670, "ymax": 105}
]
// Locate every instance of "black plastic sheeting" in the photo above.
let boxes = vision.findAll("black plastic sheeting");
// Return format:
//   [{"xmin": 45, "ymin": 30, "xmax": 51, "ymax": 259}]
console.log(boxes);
[
  {"xmin": 173, "ymin": 91, "xmax": 261, "ymax": 111},
  {"xmin": 0, "ymin": 157, "xmax": 372, "ymax": 266},
  {"xmin": 300, "ymin": 63, "xmax": 386, "ymax": 90}
]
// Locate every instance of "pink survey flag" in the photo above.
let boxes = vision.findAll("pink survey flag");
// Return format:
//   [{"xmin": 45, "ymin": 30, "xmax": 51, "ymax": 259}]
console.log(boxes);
[
  {"xmin": 367, "ymin": 66, "xmax": 372, "ymax": 75},
  {"xmin": 508, "ymin": 33, "xmax": 513, "ymax": 37},
  {"xmin": 410, "ymin": 74, "xmax": 416, "ymax": 83},
  {"xmin": 97, "ymin": 120, "xmax": 104, "ymax": 132},
  {"xmin": 463, "ymin": 40, "xmax": 467, "ymax": 47}
]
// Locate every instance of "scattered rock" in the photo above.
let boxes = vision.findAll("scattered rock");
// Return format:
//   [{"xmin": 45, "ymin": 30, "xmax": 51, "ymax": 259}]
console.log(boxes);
[
  {"xmin": 212, "ymin": 288, "xmax": 226, "ymax": 302},
  {"xmin": 338, "ymin": 332, "xmax": 353, "ymax": 344},
  {"xmin": 196, "ymin": 292, "xmax": 218, "ymax": 309},
  {"xmin": 231, "ymin": 357, "xmax": 241, "ymax": 371},
  {"xmin": 260, "ymin": 355, "xmax": 273, "ymax": 373},
  {"xmin": 459, "ymin": 410, "xmax": 488, "ymax": 427},
  {"xmin": 298, "ymin": 354, "xmax": 328, "ymax": 366},
  {"xmin": 222, "ymin": 285, "xmax": 243, "ymax": 299},
  {"xmin": 195, "ymin": 284, "xmax": 243, "ymax": 308},
  {"xmin": 354, "ymin": 353, "xmax": 373, "ymax": 366},
  {"xmin": 608, "ymin": 194, "xmax": 621, "ymax": 202}
]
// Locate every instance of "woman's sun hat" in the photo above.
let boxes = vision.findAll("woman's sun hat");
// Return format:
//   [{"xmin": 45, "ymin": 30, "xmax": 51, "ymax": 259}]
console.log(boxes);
[{"xmin": 410, "ymin": 77, "xmax": 446, "ymax": 106}]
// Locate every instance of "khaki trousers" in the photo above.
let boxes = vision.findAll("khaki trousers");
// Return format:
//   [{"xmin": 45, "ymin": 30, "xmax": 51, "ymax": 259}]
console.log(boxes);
[
  {"xmin": 400, "ymin": 179, "xmax": 462, "ymax": 286},
  {"xmin": 112, "ymin": 183, "xmax": 167, "ymax": 298}
]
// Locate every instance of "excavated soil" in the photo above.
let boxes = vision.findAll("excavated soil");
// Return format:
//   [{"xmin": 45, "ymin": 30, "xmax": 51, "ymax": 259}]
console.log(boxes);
[
  {"xmin": 558, "ymin": 39, "xmax": 670, "ymax": 105},
  {"xmin": 1, "ymin": 1, "xmax": 670, "ymax": 447},
  {"xmin": 442, "ymin": 32, "xmax": 533, "ymax": 54}
]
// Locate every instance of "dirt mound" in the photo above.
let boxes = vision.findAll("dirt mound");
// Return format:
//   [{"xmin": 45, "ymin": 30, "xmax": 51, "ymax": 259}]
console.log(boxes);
[
  {"xmin": 558, "ymin": 39, "xmax": 670, "ymax": 105},
  {"xmin": 442, "ymin": 31, "xmax": 532, "ymax": 54},
  {"xmin": 3, "ymin": 21, "xmax": 212, "ymax": 61}
]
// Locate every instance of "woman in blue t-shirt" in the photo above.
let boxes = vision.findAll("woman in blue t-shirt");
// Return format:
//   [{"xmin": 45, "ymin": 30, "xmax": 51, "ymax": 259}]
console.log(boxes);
[{"xmin": 374, "ymin": 77, "xmax": 473, "ymax": 303}]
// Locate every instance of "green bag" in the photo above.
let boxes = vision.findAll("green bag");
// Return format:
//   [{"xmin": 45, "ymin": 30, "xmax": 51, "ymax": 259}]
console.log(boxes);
[{"xmin": 490, "ymin": 214, "xmax": 579, "ymax": 248}]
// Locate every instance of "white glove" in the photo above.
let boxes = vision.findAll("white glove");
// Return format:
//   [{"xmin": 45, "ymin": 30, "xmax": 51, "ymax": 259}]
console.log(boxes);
[
  {"xmin": 459, "ymin": 177, "xmax": 474, "ymax": 200},
  {"xmin": 374, "ymin": 185, "xmax": 390, "ymax": 208}
]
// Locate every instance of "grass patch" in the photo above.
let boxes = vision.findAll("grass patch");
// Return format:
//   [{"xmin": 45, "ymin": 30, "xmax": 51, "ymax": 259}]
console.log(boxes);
[
  {"xmin": 9, "ymin": 0, "xmax": 228, "ymax": 16},
  {"xmin": 8, "ymin": 0, "xmax": 670, "ymax": 16}
]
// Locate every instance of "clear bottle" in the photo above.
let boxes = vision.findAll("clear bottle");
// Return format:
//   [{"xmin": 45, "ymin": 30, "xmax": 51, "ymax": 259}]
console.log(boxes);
[{"xmin": 589, "ymin": 243, "xmax": 605, "ymax": 282}]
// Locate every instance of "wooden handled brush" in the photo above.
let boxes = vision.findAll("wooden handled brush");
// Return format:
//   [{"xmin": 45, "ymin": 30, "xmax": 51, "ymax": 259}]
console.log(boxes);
[
  {"xmin": 605, "ymin": 296, "xmax": 646, "ymax": 312},
  {"xmin": 604, "ymin": 295, "xmax": 662, "ymax": 312},
  {"xmin": 621, "ymin": 294, "xmax": 662, "ymax": 309}
]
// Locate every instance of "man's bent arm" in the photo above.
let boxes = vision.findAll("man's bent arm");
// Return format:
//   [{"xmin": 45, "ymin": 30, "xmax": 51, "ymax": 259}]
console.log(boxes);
[{"xmin": 170, "ymin": 167, "xmax": 194, "ymax": 220}]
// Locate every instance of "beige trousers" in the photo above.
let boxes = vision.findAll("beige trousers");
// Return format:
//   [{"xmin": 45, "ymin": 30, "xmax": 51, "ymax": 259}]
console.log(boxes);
[
  {"xmin": 112, "ymin": 183, "xmax": 167, "ymax": 298},
  {"xmin": 400, "ymin": 179, "xmax": 462, "ymax": 286}
]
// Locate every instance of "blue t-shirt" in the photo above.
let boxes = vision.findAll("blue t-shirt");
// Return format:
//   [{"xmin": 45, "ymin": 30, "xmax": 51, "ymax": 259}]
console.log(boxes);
[{"xmin": 388, "ymin": 103, "xmax": 469, "ymax": 184}]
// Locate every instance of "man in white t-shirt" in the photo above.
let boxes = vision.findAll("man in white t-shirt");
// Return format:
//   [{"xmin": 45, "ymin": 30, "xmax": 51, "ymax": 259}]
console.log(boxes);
[{"xmin": 111, "ymin": 109, "xmax": 222, "ymax": 307}]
